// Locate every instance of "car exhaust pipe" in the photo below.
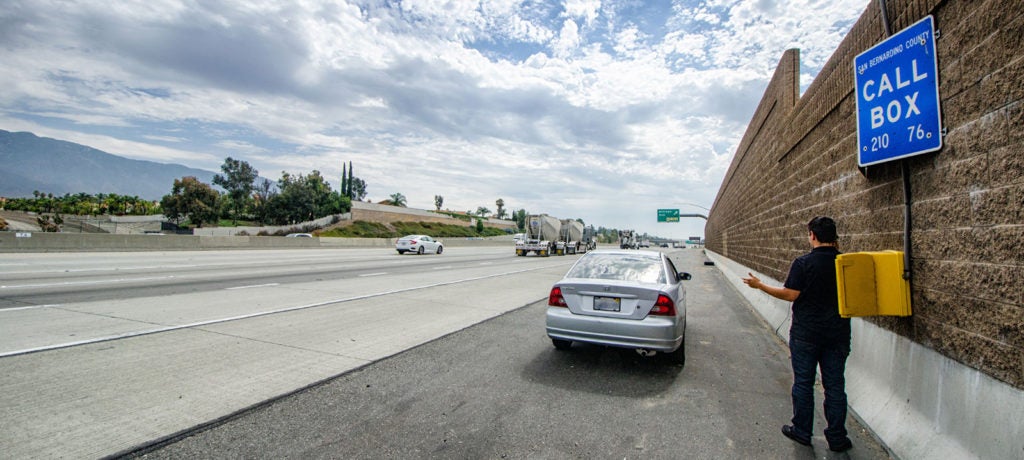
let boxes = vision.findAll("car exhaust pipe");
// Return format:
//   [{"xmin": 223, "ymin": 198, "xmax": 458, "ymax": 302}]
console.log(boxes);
[{"xmin": 636, "ymin": 348, "xmax": 658, "ymax": 357}]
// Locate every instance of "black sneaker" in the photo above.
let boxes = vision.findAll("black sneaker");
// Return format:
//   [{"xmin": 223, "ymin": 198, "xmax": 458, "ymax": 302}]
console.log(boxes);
[
  {"xmin": 829, "ymin": 437, "xmax": 853, "ymax": 452},
  {"xmin": 781, "ymin": 425, "xmax": 811, "ymax": 446}
]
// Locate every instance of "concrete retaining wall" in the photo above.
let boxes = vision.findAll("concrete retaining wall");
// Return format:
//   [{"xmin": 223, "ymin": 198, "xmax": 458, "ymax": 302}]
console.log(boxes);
[
  {"xmin": 0, "ymin": 232, "xmax": 514, "ymax": 252},
  {"xmin": 703, "ymin": 1, "xmax": 1023, "ymax": 456},
  {"xmin": 350, "ymin": 201, "xmax": 518, "ymax": 230},
  {"xmin": 706, "ymin": 0, "xmax": 1023, "ymax": 390},
  {"xmin": 192, "ymin": 214, "xmax": 350, "ymax": 236}
]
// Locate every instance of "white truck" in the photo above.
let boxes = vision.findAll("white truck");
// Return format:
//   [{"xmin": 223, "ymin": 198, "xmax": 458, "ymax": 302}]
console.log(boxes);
[
  {"xmin": 555, "ymin": 220, "xmax": 599, "ymax": 254},
  {"xmin": 558, "ymin": 219, "xmax": 584, "ymax": 255},
  {"xmin": 516, "ymin": 214, "xmax": 563, "ymax": 256},
  {"xmin": 618, "ymin": 229, "xmax": 639, "ymax": 249}
]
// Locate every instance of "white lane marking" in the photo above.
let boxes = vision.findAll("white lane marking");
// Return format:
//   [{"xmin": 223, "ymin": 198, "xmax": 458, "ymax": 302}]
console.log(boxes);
[
  {"xmin": 0, "ymin": 276, "xmax": 176, "ymax": 290},
  {"xmin": 2, "ymin": 265, "xmax": 201, "ymax": 275},
  {"xmin": 225, "ymin": 283, "xmax": 280, "ymax": 290},
  {"xmin": 0, "ymin": 262, "xmax": 572, "ymax": 358},
  {"xmin": 2, "ymin": 304, "xmax": 63, "ymax": 312},
  {"xmin": 432, "ymin": 266, "xmax": 453, "ymax": 270},
  {"xmin": 358, "ymin": 272, "xmax": 388, "ymax": 277}
]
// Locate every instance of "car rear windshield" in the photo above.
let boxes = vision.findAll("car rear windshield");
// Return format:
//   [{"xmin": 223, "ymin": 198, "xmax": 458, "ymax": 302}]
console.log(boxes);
[{"xmin": 565, "ymin": 253, "xmax": 666, "ymax": 284}]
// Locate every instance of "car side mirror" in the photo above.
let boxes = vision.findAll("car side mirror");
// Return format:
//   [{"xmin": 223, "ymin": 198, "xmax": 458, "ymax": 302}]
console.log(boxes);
[{"xmin": 679, "ymin": 272, "xmax": 692, "ymax": 281}]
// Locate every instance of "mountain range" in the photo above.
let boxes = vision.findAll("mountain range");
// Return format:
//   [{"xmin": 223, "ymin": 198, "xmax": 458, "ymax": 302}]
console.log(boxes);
[{"xmin": 0, "ymin": 129, "xmax": 219, "ymax": 201}]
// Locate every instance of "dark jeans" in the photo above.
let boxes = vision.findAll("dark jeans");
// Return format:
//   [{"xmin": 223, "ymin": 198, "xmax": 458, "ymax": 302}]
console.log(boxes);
[{"xmin": 789, "ymin": 336, "xmax": 850, "ymax": 443}]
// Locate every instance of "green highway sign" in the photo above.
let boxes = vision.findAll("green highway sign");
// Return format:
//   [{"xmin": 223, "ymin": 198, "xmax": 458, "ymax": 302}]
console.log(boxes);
[{"xmin": 657, "ymin": 209, "xmax": 680, "ymax": 222}]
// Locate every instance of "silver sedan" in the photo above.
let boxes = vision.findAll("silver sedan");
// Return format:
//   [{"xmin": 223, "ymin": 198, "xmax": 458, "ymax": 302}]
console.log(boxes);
[
  {"xmin": 545, "ymin": 249, "xmax": 692, "ymax": 364},
  {"xmin": 395, "ymin": 235, "xmax": 443, "ymax": 255}
]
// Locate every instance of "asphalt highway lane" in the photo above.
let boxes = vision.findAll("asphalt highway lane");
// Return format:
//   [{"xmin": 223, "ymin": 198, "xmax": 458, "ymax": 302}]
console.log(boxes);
[
  {"xmin": 129, "ymin": 248, "xmax": 891, "ymax": 459},
  {"xmin": 0, "ymin": 247, "xmax": 532, "ymax": 309},
  {"xmin": 0, "ymin": 247, "xmax": 579, "ymax": 458}
]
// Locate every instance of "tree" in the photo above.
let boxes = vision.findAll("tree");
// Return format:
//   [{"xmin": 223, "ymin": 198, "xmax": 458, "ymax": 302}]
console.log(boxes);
[
  {"xmin": 271, "ymin": 171, "xmax": 325, "ymax": 224},
  {"xmin": 476, "ymin": 206, "xmax": 490, "ymax": 217},
  {"xmin": 495, "ymin": 199, "xmax": 507, "ymax": 220},
  {"xmin": 513, "ymin": 209, "xmax": 528, "ymax": 231},
  {"xmin": 475, "ymin": 218, "xmax": 484, "ymax": 233},
  {"xmin": 213, "ymin": 157, "xmax": 258, "ymax": 224},
  {"xmin": 160, "ymin": 176, "xmax": 220, "ymax": 227},
  {"xmin": 341, "ymin": 161, "xmax": 367, "ymax": 201},
  {"xmin": 265, "ymin": 170, "xmax": 349, "ymax": 225},
  {"xmin": 341, "ymin": 162, "xmax": 349, "ymax": 198},
  {"xmin": 346, "ymin": 161, "xmax": 354, "ymax": 197},
  {"xmin": 252, "ymin": 178, "xmax": 276, "ymax": 225},
  {"xmin": 389, "ymin": 193, "xmax": 407, "ymax": 207},
  {"xmin": 349, "ymin": 177, "xmax": 367, "ymax": 201},
  {"xmin": 435, "ymin": 195, "xmax": 444, "ymax": 211}
]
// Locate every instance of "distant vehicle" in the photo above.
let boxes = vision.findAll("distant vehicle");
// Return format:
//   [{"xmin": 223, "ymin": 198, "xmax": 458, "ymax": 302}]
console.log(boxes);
[
  {"xmin": 285, "ymin": 233, "xmax": 313, "ymax": 238},
  {"xmin": 396, "ymin": 235, "xmax": 443, "ymax": 254},
  {"xmin": 546, "ymin": 249, "xmax": 692, "ymax": 364},
  {"xmin": 516, "ymin": 214, "xmax": 562, "ymax": 257},
  {"xmin": 559, "ymin": 219, "xmax": 595, "ymax": 255},
  {"xmin": 512, "ymin": 233, "xmax": 526, "ymax": 243},
  {"xmin": 618, "ymin": 230, "xmax": 638, "ymax": 249}
]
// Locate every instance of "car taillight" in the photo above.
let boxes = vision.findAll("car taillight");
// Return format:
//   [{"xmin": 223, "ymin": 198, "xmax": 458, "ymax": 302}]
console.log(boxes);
[
  {"xmin": 548, "ymin": 287, "xmax": 567, "ymax": 307},
  {"xmin": 409, "ymin": 240, "xmax": 417, "ymax": 244},
  {"xmin": 650, "ymin": 294, "xmax": 676, "ymax": 316}
]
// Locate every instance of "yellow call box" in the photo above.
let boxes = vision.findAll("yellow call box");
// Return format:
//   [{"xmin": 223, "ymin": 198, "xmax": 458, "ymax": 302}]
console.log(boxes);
[{"xmin": 835, "ymin": 251, "xmax": 912, "ymax": 318}]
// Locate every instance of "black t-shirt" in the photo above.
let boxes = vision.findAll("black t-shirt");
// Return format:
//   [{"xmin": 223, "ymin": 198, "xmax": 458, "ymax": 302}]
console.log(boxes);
[{"xmin": 784, "ymin": 246, "xmax": 851, "ymax": 346}]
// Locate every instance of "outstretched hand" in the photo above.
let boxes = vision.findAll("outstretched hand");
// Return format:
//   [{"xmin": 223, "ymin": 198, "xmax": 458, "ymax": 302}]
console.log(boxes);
[{"xmin": 742, "ymin": 272, "xmax": 761, "ymax": 290}]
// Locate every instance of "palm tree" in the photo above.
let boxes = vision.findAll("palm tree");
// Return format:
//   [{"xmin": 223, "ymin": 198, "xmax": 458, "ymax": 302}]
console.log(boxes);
[
  {"xmin": 495, "ymin": 198, "xmax": 507, "ymax": 219},
  {"xmin": 389, "ymin": 193, "xmax": 407, "ymax": 207}
]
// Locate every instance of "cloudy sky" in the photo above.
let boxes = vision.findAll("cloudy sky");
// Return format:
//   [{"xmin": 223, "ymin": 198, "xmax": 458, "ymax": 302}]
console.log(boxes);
[{"xmin": 1, "ymin": 0, "xmax": 868, "ymax": 240}]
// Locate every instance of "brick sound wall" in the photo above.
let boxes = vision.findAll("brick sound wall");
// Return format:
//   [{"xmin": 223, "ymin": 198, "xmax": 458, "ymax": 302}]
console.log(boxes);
[{"xmin": 706, "ymin": 0, "xmax": 1023, "ymax": 389}]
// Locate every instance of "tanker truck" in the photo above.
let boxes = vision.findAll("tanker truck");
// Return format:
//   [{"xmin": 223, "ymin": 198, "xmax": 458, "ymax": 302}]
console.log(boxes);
[
  {"xmin": 516, "ymin": 214, "xmax": 563, "ymax": 256},
  {"xmin": 558, "ymin": 219, "xmax": 584, "ymax": 255},
  {"xmin": 556, "ymin": 220, "xmax": 599, "ymax": 254}
]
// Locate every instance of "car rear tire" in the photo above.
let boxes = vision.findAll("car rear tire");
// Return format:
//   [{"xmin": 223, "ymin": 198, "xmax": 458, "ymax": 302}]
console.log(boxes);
[
  {"xmin": 664, "ymin": 340, "xmax": 686, "ymax": 365},
  {"xmin": 417, "ymin": 246, "xmax": 424, "ymax": 255},
  {"xmin": 436, "ymin": 246, "xmax": 443, "ymax": 254},
  {"xmin": 552, "ymin": 339, "xmax": 572, "ymax": 350}
]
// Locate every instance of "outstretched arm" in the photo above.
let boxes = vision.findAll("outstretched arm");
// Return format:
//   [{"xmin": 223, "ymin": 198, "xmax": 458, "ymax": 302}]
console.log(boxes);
[{"xmin": 741, "ymin": 272, "xmax": 800, "ymax": 302}]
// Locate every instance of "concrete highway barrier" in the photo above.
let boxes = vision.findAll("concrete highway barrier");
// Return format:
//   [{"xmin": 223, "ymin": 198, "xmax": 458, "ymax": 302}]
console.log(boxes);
[{"xmin": 0, "ymin": 232, "xmax": 514, "ymax": 252}]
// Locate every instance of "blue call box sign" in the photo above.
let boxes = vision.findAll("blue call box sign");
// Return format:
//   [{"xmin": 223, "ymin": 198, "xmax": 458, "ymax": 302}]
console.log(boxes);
[{"xmin": 855, "ymin": 15, "xmax": 942, "ymax": 167}]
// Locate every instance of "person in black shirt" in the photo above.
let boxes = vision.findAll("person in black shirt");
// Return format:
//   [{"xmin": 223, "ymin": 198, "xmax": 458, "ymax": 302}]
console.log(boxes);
[{"xmin": 742, "ymin": 216, "xmax": 853, "ymax": 452}]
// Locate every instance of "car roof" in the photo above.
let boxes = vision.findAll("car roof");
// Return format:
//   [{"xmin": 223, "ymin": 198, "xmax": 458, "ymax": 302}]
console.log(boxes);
[{"xmin": 585, "ymin": 249, "xmax": 663, "ymax": 257}]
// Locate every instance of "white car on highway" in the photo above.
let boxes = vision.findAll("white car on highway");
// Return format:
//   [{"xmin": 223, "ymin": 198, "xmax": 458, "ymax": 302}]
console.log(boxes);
[
  {"xmin": 546, "ymin": 249, "xmax": 692, "ymax": 364},
  {"xmin": 395, "ymin": 235, "xmax": 443, "ymax": 255}
]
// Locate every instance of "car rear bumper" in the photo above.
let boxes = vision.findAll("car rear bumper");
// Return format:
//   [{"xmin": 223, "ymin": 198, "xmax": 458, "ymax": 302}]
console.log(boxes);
[{"xmin": 545, "ymin": 307, "xmax": 683, "ymax": 351}]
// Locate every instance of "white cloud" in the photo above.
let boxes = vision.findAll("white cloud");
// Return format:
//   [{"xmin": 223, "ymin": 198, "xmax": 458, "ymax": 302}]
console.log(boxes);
[
  {"xmin": 552, "ymin": 18, "xmax": 582, "ymax": 58},
  {"xmin": 563, "ymin": 0, "xmax": 601, "ymax": 27},
  {"xmin": 0, "ymin": 0, "xmax": 869, "ymax": 239}
]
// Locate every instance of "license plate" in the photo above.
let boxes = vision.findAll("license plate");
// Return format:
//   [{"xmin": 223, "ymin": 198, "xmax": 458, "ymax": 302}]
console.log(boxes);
[{"xmin": 594, "ymin": 296, "xmax": 621, "ymax": 312}]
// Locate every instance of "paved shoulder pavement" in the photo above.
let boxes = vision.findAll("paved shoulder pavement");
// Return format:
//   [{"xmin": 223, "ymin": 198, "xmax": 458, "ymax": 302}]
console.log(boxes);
[{"xmin": 131, "ymin": 248, "xmax": 890, "ymax": 459}]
